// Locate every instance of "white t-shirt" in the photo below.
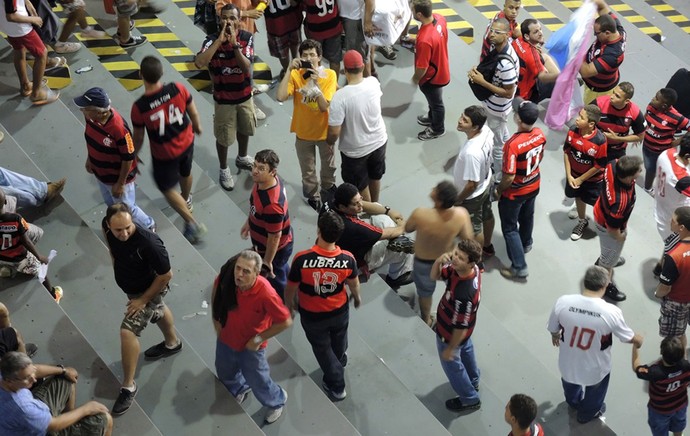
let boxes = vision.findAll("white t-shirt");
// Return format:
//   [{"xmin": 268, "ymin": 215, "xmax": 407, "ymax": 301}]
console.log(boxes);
[
  {"xmin": 0, "ymin": 0, "xmax": 33, "ymax": 38},
  {"xmin": 484, "ymin": 44, "xmax": 519, "ymax": 117},
  {"xmin": 454, "ymin": 125, "xmax": 494, "ymax": 199},
  {"xmin": 338, "ymin": 0, "xmax": 363, "ymax": 20},
  {"xmin": 547, "ymin": 294, "xmax": 634, "ymax": 386},
  {"xmin": 654, "ymin": 149, "xmax": 690, "ymax": 239},
  {"xmin": 329, "ymin": 77, "xmax": 388, "ymax": 158}
]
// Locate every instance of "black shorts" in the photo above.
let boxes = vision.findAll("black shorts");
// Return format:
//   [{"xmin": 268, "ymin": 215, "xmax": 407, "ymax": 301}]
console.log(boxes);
[
  {"xmin": 152, "ymin": 144, "xmax": 194, "ymax": 192},
  {"xmin": 340, "ymin": 143, "xmax": 386, "ymax": 191},
  {"xmin": 0, "ymin": 327, "xmax": 18, "ymax": 358},
  {"xmin": 564, "ymin": 179, "xmax": 601, "ymax": 206}
]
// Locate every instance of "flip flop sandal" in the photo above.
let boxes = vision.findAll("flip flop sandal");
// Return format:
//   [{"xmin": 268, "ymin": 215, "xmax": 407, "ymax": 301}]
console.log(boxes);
[
  {"xmin": 20, "ymin": 78, "xmax": 48, "ymax": 97},
  {"xmin": 31, "ymin": 88, "xmax": 60, "ymax": 106},
  {"xmin": 45, "ymin": 56, "xmax": 67, "ymax": 72}
]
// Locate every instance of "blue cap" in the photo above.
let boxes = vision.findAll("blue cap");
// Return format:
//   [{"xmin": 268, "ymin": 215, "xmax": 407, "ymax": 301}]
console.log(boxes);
[{"xmin": 73, "ymin": 87, "xmax": 110, "ymax": 109}]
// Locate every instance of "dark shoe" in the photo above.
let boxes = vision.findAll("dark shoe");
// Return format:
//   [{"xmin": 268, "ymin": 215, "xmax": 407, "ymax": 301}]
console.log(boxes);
[
  {"xmin": 418, "ymin": 127, "xmax": 445, "ymax": 141},
  {"xmin": 445, "ymin": 397, "xmax": 481, "ymax": 412},
  {"xmin": 605, "ymin": 283, "xmax": 626, "ymax": 302},
  {"xmin": 235, "ymin": 387, "xmax": 251, "ymax": 404},
  {"xmin": 384, "ymin": 271, "xmax": 413, "ymax": 289},
  {"xmin": 25, "ymin": 343, "xmax": 38, "ymax": 358},
  {"xmin": 595, "ymin": 256, "xmax": 625, "ymax": 268},
  {"xmin": 417, "ymin": 115, "xmax": 431, "ymax": 126},
  {"xmin": 235, "ymin": 155, "xmax": 254, "ymax": 170},
  {"xmin": 376, "ymin": 45, "xmax": 397, "ymax": 60},
  {"xmin": 321, "ymin": 185, "xmax": 337, "ymax": 203},
  {"xmin": 45, "ymin": 178, "xmax": 67, "ymax": 203},
  {"xmin": 500, "ymin": 267, "xmax": 528, "ymax": 280},
  {"xmin": 306, "ymin": 196, "xmax": 322, "ymax": 212},
  {"xmin": 144, "ymin": 340, "xmax": 182, "ymax": 360},
  {"xmin": 653, "ymin": 262, "xmax": 662, "ymax": 278},
  {"xmin": 112, "ymin": 383, "xmax": 137, "ymax": 416},
  {"xmin": 387, "ymin": 235, "xmax": 415, "ymax": 254},
  {"xmin": 477, "ymin": 260, "xmax": 485, "ymax": 272},
  {"xmin": 322, "ymin": 382, "xmax": 347, "ymax": 401},
  {"xmin": 339, "ymin": 352, "xmax": 348, "ymax": 368},
  {"xmin": 523, "ymin": 245, "xmax": 533, "ymax": 254},
  {"xmin": 570, "ymin": 218, "xmax": 588, "ymax": 241},
  {"xmin": 482, "ymin": 244, "xmax": 495, "ymax": 258},
  {"xmin": 120, "ymin": 35, "xmax": 148, "ymax": 48}
]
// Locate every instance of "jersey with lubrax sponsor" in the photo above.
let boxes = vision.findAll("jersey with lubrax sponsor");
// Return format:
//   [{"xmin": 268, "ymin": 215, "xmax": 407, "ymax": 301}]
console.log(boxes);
[
  {"xmin": 563, "ymin": 126, "xmax": 608, "ymax": 182},
  {"xmin": 643, "ymin": 104, "xmax": 690, "ymax": 153},
  {"xmin": 583, "ymin": 12, "xmax": 625, "ymax": 92},
  {"xmin": 594, "ymin": 95, "xmax": 644, "ymax": 156},
  {"xmin": 660, "ymin": 240, "xmax": 690, "ymax": 303},
  {"xmin": 434, "ymin": 265, "xmax": 481, "ymax": 345},
  {"xmin": 512, "ymin": 37, "xmax": 545, "ymax": 101},
  {"xmin": 264, "ymin": 0, "xmax": 302, "ymax": 36},
  {"xmin": 593, "ymin": 161, "xmax": 636, "ymax": 231},
  {"xmin": 131, "ymin": 82, "xmax": 194, "ymax": 161},
  {"xmin": 636, "ymin": 359, "xmax": 690, "ymax": 414},
  {"xmin": 199, "ymin": 30, "xmax": 253, "ymax": 104},
  {"xmin": 288, "ymin": 244, "xmax": 357, "ymax": 320},
  {"xmin": 84, "ymin": 108, "xmax": 137, "ymax": 186},
  {"xmin": 0, "ymin": 213, "xmax": 28, "ymax": 261},
  {"xmin": 480, "ymin": 11, "xmax": 517, "ymax": 61},
  {"xmin": 501, "ymin": 127, "xmax": 546, "ymax": 200},
  {"xmin": 249, "ymin": 176, "xmax": 293, "ymax": 254},
  {"xmin": 415, "ymin": 14, "xmax": 450, "ymax": 87},
  {"xmin": 300, "ymin": 0, "xmax": 342, "ymax": 41}
]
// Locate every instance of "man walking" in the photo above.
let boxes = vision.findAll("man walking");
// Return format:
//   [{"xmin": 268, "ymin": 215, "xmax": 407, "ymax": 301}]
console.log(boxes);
[
  {"xmin": 547, "ymin": 266, "xmax": 642, "ymax": 424},
  {"xmin": 285, "ymin": 211, "xmax": 361, "ymax": 401},
  {"xmin": 411, "ymin": 0, "xmax": 450, "ymax": 141},
  {"xmin": 102, "ymin": 203, "xmax": 182, "ymax": 416}
]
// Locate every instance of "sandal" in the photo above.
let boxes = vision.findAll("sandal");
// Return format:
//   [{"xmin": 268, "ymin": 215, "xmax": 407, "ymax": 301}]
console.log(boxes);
[
  {"xmin": 31, "ymin": 87, "xmax": 60, "ymax": 106},
  {"xmin": 20, "ymin": 78, "xmax": 48, "ymax": 97},
  {"xmin": 45, "ymin": 56, "xmax": 67, "ymax": 72}
]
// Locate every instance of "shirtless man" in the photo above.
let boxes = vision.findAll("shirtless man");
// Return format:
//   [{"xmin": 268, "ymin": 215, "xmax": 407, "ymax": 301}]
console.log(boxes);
[{"xmin": 405, "ymin": 181, "xmax": 473, "ymax": 326}]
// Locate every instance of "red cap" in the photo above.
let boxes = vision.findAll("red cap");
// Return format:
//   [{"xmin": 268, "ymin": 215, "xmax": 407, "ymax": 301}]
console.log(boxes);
[{"xmin": 343, "ymin": 50, "xmax": 364, "ymax": 69}]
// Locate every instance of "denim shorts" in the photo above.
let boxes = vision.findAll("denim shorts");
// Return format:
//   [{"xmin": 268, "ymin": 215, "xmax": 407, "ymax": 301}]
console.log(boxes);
[
  {"xmin": 648, "ymin": 405, "xmax": 687, "ymax": 436},
  {"xmin": 413, "ymin": 257, "xmax": 436, "ymax": 298}
]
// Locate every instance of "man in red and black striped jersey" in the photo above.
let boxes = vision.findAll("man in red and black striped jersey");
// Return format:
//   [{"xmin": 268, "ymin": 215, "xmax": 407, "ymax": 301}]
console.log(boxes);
[
  {"xmin": 479, "ymin": 0, "xmax": 521, "ymax": 62},
  {"xmin": 593, "ymin": 81, "xmax": 645, "ymax": 161},
  {"xmin": 74, "ymin": 87, "xmax": 156, "ymax": 232},
  {"xmin": 284, "ymin": 211, "xmax": 360, "ymax": 401},
  {"xmin": 195, "ymin": 3, "xmax": 257, "ymax": 192},
  {"xmin": 579, "ymin": 0, "xmax": 626, "ymax": 105},
  {"xmin": 592, "ymin": 155, "xmax": 642, "ymax": 302},
  {"xmin": 300, "ymin": 0, "xmax": 343, "ymax": 77},
  {"xmin": 563, "ymin": 105, "xmax": 608, "ymax": 241},
  {"xmin": 431, "ymin": 239, "xmax": 482, "ymax": 413},
  {"xmin": 643, "ymin": 88, "xmax": 690, "ymax": 193},
  {"xmin": 240, "ymin": 150, "xmax": 293, "ymax": 299},
  {"xmin": 496, "ymin": 100, "xmax": 544, "ymax": 280},
  {"xmin": 131, "ymin": 56, "xmax": 207, "ymax": 244},
  {"xmin": 634, "ymin": 337, "xmax": 690, "ymax": 436},
  {"xmin": 511, "ymin": 19, "xmax": 559, "ymax": 103},
  {"xmin": 263, "ymin": 0, "xmax": 302, "ymax": 74}
]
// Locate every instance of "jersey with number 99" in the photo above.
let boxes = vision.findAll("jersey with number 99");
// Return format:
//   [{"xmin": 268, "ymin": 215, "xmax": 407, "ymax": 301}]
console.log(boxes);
[
  {"xmin": 501, "ymin": 127, "xmax": 546, "ymax": 200},
  {"xmin": 131, "ymin": 82, "xmax": 194, "ymax": 161}
]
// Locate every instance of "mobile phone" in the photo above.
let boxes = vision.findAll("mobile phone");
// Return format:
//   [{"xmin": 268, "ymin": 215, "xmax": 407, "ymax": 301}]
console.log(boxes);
[{"xmin": 300, "ymin": 60, "xmax": 312, "ymax": 69}]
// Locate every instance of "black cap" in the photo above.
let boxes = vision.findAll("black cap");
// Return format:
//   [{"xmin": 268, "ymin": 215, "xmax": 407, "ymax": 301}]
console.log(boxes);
[{"xmin": 513, "ymin": 98, "xmax": 539, "ymax": 125}]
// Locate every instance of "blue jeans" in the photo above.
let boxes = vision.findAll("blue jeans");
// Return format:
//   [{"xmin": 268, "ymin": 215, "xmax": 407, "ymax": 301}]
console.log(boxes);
[
  {"xmin": 300, "ymin": 310, "xmax": 349, "ymax": 392},
  {"xmin": 96, "ymin": 179, "xmax": 155, "ymax": 229},
  {"xmin": 0, "ymin": 167, "xmax": 47, "ymax": 208},
  {"xmin": 419, "ymin": 82, "xmax": 445, "ymax": 134},
  {"xmin": 498, "ymin": 194, "xmax": 536, "ymax": 274},
  {"xmin": 436, "ymin": 336, "xmax": 480, "ymax": 404},
  {"xmin": 562, "ymin": 373, "xmax": 610, "ymax": 423},
  {"xmin": 266, "ymin": 240, "xmax": 293, "ymax": 300},
  {"xmin": 215, "ymin": 339, "xmax": 286, "ymax": 409},
  {"xmin": 648, "ymin": 405, "xmax": 687, "ymax": 436}
]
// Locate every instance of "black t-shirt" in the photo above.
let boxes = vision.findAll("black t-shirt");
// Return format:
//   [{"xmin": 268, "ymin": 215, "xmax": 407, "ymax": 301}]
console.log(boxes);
[
  {"xmin": 333, "ymin": 210, "xmax": 382, "ymax": 267},
  {"xmin": 102, "ymin": 218, "xmax": 171, "ymax": 294}
]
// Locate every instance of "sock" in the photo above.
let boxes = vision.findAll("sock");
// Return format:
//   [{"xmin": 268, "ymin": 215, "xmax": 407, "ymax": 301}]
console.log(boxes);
[{"xmin": 122, "ymin": 382, "xmax": 136, "ymax": 392}]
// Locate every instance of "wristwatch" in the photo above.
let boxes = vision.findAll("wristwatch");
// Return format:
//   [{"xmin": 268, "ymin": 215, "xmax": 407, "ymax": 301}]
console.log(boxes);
[
  {"xmin": 252, "ymin": 335, "xmax": 263, "ymax": 345},
  {"xmin": 57, "ymin": 364, "xmax": 66, "ymax": 376},
  {"xmin": 384, "ymin": 206, "xmax": 391, "ymax": 215}
]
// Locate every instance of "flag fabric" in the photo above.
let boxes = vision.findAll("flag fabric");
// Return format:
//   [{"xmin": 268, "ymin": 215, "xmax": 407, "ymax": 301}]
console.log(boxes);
[{"xmin": 544, "ymin": 0, "xmax": 597, "ymax": 130}]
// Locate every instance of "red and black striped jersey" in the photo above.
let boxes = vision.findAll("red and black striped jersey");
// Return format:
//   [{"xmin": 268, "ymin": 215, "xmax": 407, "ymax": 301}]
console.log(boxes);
[
  {"xmin": 131, "ymin": 82, "xmax": 194, "ymax": 161},
  {"xmin": 564, "ymin": 126, "xmax": 608, "ymax": 182},
  {"xmin": 501, "ymin": 127, "xmax": 546, "ymax": 200},
  {"xmin": 643, "ymin": 104, "xmax": 690, "ymax": 153},
  {"xmin": 288, "ymin": 244, "xmax": 356, "ymax": 319},
  {"xmin": 84, "ymin": 108, "xmax": 137, "ymax": 186},
  {"xmin": 593, "ymin": 161, "xmax": 636, "ymax": 230},
  {"xmin": 594, "ymin": 95, "xmax": 645, "ymax": 153},
  {"xmin": 583, "ymin": 13, "xmax": 626, "ymax": 92},
  {"xmin": 300, "ymin": 0, "xmax": 342, "ymax": 41},
  {"xmin": 199, "ymin": 30, "xmax": 254, "ymax": 105},
  {"xmin": 264, "ymin": 0, "xmax": 302, "ymax": 37},
  {"xmin": 434, "ymin": 265, "xmax": 481, "ymax": 345},
  {"xmin": 479, "ymin": 11, "xmax": 517, "ymax": 62},
  {"xmin": 660, "ymin": 240, "xmax": 690, "ymax": 303},
  {"xmin": 511, "ymin": 37, "xmax": 545, "ymax": 101},
  {"xmin": 0, "ymin": 212, "xmax": 28, "ymax": 261},
  {"xmin": 249, "ymin": 176, "xmax": 293, "ymax": 254},
  {"xmin": 636, "ymin": 360, "xmax": 690, "ymax": 414}
]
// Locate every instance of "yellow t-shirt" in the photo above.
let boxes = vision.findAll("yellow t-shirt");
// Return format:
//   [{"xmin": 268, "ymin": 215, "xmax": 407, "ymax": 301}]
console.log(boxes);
[{"xmin": 288, "ymin": 68, "xmax": 337, "ymax": 141}]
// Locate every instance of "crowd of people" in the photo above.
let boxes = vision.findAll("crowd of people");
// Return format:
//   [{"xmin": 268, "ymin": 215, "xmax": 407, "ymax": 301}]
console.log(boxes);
[{"xmin": 3, "ymin": 0, "xmax": 690, "ymax": 434}]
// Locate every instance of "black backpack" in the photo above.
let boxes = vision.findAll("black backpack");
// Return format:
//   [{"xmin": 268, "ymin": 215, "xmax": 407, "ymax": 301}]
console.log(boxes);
[{"xmin": 469, "ymin": 50, "xmax": 515, "ymax": 101}]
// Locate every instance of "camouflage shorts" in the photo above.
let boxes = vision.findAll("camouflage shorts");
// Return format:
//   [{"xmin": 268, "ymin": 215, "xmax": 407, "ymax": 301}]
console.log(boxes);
[
  {"xmin": 0, "ymin": 252, "xmax": 41, "ymax": 278},
  {"xmin": 120, "ymin": 287, "xmax": 168, "ymax": 336}
]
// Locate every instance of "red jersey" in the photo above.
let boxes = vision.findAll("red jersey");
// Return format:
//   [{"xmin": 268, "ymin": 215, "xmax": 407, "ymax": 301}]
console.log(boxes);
[
  {"xmin": 199, "ymin": 30, "xmax": 253, "ymax": 104},
  {"xmin": 0, "ymin": 212, "xmax": 29, "ymax": 261},
  {"xmin": 264, "ymin": 0, "xmax": 302, "ymax": 37},
  {"xmin": 508, "ymin": 423, "xmax": 544, "ymax": 436},
  {"xmin": 512, "ymin": 37, "xmax": 545, "ymax": 100},
  {"xmin": 131, "ymin": 82, "xmax": 194, "ymax": 161},
  {"xmin": 563, "ymin": 126, "xmax": 608, "ymax": 182},
  {"xmin": 84, "ymin": 108, "xmax": 137, "ymax": 186},
  {"xmin": 415, "ymin": 14, "xmax": 450, "ymax": 87},
  {"xmin": 501, "ymin": 127, "xmax": 546, "ymax": 200},
  {"xmin": 480, "ymin": 11, "xmax": 517, "ymax": 61},
  {"xmin": 583, "ymin": 13, "xmax": 625, "ymax": 92},
  {"xmin": 301, "ymin": 0, "xmax": 342, "ymax": 40},
  {"xmin": 248, "ymin": 176, "xmax": 293, "ymax": 254},
  {"xmin": 287, "ymin": 245, "xmax": 357, "ymax": 320},
  {"xmin": 643, "ymin": 104, "xmax": 690, "ymax": 154},
  {"xmin": 593, "ymin": 161, "xmax": 636, "ymax": 231},
  {"xmin": 636, "ymin": 359, "xmax": 690, "ymax": 414},
  {"xmin": 434, "ymin": 265, "xmax": 481, "ymax": 345},
  {"xmin": 594, "ymin": 94, "xmax": 644, "ymax": 156},
  {"xmin": 660, "ymin": 240, "xmax": 690, "ymax": 303}
]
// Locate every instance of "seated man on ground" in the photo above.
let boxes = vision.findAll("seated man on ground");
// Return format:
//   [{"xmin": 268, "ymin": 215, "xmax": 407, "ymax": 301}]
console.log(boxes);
[{"xmin": 0, "ymin": 167, "xmax": 66, "ymax": 210}]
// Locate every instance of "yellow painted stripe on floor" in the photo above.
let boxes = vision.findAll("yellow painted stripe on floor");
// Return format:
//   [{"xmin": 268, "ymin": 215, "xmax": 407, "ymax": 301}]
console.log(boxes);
[
  {"xmin": 434, "ymin": 8, "xmax": 459, "ymax": 16},
  {"xmin": 171, "ymin": 62, "xmax": 204, "ymax": 72},
  {"xmin": 254, "ymin": 64, "xmax": 271, "ymax": 72},
  {"xmin": 133, "ymin": 18, "xmax": 166, "ymax": 27},
  {"xmin": 481, "ymin": 11, "xmax": 495, "ymax": 19},
  {"xmin": 142, "ymin": 33, "xmax": 180, "ymax": 42},
  {"xmin": 118, "ymin": 79, "xmax": 143, "ymax": 91},
  {"xmin": 669, "ymin": 15, "xmax": 690, "ymax": 23},
  {"xmin": 651, "ymin": 4, "xmax": 674, "ymax": 11},
  {"xmin": 102, "ymin": 61, "xmax": 141, "ymax": 71},
  {"xmin": 640, "ymin": 26, "xmax": 662, "ymax": 33},
  {"xmin": 561, "ymin": 1, "xmax": 582, "ymax": 8},
  {"xmin": 158, "ymin": 47, "xmax": 195, "ymax": 56},
  {"xmin": 447, "ymin": 21, "xmax": 472, "ymax": 29},
  {"xmin": 188, "ymin": 79, "xmax": 212, "ymax": 90},
  {"xmin": 83, "ymin": 46, "xmax": 127, "ymax": 56},
  {"xmin": 469, "ymin": 0, "xmax": 494, "ymax": 6},
  {"xmin": 610, "ymin": 4, "xmax": 632, "ymax": 12},
  {"xmin": 546, "ymin": 23, "xmax": 565, "ymax": 31},
  {"xmin": 181, "ymin": 7, "xmax": 194, "ymax": 15},
  {"xmin": 530, "ymin": 11, "xmax": 558, "ymax": 19}
]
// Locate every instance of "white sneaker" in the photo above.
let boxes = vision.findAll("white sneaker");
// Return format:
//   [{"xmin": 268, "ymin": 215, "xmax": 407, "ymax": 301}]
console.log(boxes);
[
  {"xmin": 644, "ymin": 187, "xmax": 655, "ymax": 197},
  {"xmin": 253, "ymin": 83, "xmax": 269, "ymax": 94},
  {"xmin": 255, "ymin": 107, "xmax": 267, "ymax": 120},
  {"xmin": 219, "ymin": 167, "xmax": 234, "ymax": 191},
  {"xmin": 235, "ymin": 155, "xmax": 254, "ymax": 170},
  {"xmin": 567, "ymin": 207, "xmax": 578, "ymax": 219},
  {"xmin": 80, "ymin": 26, "xmax": 106, "ymax": 38},
  {"xmin": 54, "ymin": 42, "xmax": 81, "ymax": 53},
  {"xmin": 265, "ymin": 388, "xmax": 287, "ymax": 424}
]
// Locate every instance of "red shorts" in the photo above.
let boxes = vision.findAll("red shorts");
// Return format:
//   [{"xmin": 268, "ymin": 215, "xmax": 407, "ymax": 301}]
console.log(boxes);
[{"xmin": 7, "ymin": 29, "xmax": 46, "ymax": 58}]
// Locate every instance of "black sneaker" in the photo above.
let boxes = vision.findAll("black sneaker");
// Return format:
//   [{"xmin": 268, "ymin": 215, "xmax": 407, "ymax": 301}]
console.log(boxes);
[
  {"xmin": 321, "ymin": 185, "xmax": 337, "ymax": 203},
  {"xmin": 604, "ymin": 282, "xmax": 626, "ymax": 302},
  {"xmin": 384, "ymin": 271, "xmax": 413, "ymax": 289},
  {"xmin": 113, "ymin": 383, "xmax": 137, "ymax": 416},
  {"xmin": 570, "ymin": 218, "xmax": 588, "ymax": 241},
  {"xmin": 482, "ymin": 244, "xmax": 495, "ymax": 258},
  {"xmin": 417, "ymin": 115, "xmax": 431, "ymax": 126},
  {"xmin": 595, "ymin": 256, "xmax": 625, "ymax": 268},
  {"xmin": 387, "ymin": 235, "xmax": 415, "ymax": 254},
  {"xmin": 306, "ymin": 196, "xmax": 322, "ymax": 212},
  {"xmin": 445, "ymin": 397, "xmax": 481, "ymax": 412},
  {"xmin": 25, "ymin": 343, "xmax": 38, "ymax": 358},
  {"xmin": 322, "ymin": 382, "xmax": 347, "ymax": 401},
  {"xmin": 120, "ymin": 35, "xmax": 148, "ymax": 48},
  {"xmin": 144, "ymin": 340, "xmax": 182, "ymax": 360},
  {"xmin": 653, "ymin": 262, "xmax": 662, "ymax": 277},
  {"xmin": 376, "ymin": 45, "xmax": 397, "ymax": 60},
  {"xmin": 418, "ymin": 127, "xmax": 445, "ymax": 141}
]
